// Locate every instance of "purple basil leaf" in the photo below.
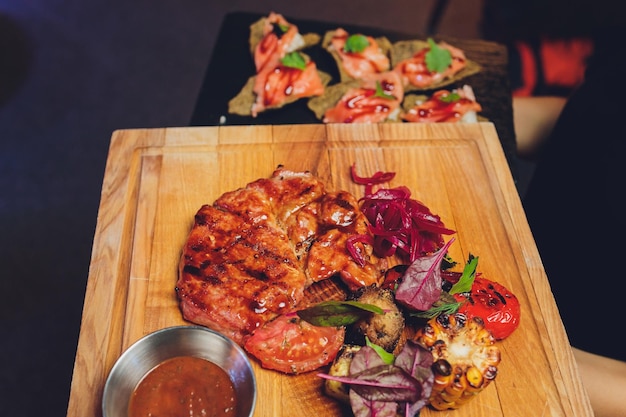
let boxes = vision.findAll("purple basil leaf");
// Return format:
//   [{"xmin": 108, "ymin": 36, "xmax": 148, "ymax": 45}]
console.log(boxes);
[
  {"xmin": 395, "ymin": 341, "xmax": 434, "ymax": 413},
  {"xmin": 349, "ymin": 345, "xmax": 387, "ymax": 374},
  {"xmin": 351, "ymin": 365, "xmax": 422, "ymax": 403},
  {"xmin": 406, "ymin": 394, "xmax": 429, "ymax": 417},
  {"xmin": 350, "ymin": 389, "xmax": 399, "ymax": 417},
  {"xmin": 395, "ymin": 238, "xmax": 455, "ymax": 311},
  {"xmin": 395, "ymin": 340, "xmax": 434, "ymax": 379}
]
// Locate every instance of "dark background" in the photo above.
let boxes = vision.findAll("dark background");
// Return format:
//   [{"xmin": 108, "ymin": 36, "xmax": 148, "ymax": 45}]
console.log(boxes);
[
  {"xmin": 0, "ymin": 1, "xmax": 617, "ymax": 415},
  {"xmin": 0, "ymin": 3, "xmax": 483, "ymax": 415}
]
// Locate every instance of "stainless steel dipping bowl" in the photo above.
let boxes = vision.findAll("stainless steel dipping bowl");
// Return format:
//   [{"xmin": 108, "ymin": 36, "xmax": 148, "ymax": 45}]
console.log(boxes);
[{"xmin": 102, "ymin": 325, "xmax": 257, "ymax": 417}]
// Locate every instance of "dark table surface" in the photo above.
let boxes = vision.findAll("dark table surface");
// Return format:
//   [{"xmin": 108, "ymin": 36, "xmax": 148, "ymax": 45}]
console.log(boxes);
[{"xmin": 190, "ymin": 12, "xmax": 519, "ymax": 184}]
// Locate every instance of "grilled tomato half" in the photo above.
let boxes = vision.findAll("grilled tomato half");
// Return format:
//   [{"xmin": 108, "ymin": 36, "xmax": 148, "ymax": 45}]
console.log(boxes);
[
  {"xmin": 244, "ymin": 313, "xmax": 345, "ymax": 374},
  {"xmin": 453, "ymin": 275, "xmax": 520, "ymax": 340}
]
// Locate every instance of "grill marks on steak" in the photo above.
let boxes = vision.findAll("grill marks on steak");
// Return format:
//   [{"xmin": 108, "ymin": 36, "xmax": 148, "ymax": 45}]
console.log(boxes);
[
  {"xmin": 178, "ymin": 205, "xmax": 304, "ymax": 344},
  {"xmin": 177, "ymin": 168, "xmax": 384, "ymax": 345}
]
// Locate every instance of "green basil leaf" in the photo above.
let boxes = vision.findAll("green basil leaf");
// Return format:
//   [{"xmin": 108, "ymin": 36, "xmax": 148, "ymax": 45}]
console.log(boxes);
[
  {"xmin": 374, "ymin": 81, "xmax": 395, "ymax": 100},
  {"xmin": 366, "ymin": 337, "xmax": 395, "ymax": 364},
  {"xmin": 425, "ymin": 38, "xmax": 452, "ymax": 73},
  {"xmin": 297, "ymin": 300, "xmax": 384, "ymax": 327},
  {"xmin": 449, "ymin": 254, "xmax": 478, "ymax": 295},
  {"xmin": 281, "ymin": 52, "xmax": 306, "ymax": 70},
  {"xmin": 271, "ymin": 23, "xmax": 289, "ymax": 38},
  {"xmin": 344, "ymin": 34, "xmax": 370, "ymax": 53},
  {"xmin": 438, "ymin": 92, "xmax": 461, "ymax": 103}
]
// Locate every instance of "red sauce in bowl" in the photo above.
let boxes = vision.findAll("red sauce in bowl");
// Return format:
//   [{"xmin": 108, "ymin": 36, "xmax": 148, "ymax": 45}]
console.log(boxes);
[{"xmin": 128, "ymin": 356, "xmax": 237, "ymax": 417}]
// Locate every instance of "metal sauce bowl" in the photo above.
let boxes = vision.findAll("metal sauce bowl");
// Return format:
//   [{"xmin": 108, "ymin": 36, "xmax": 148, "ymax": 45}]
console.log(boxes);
[{"xmin": 102, "ymin": 325, "xmax": 257, "ymax": 417}]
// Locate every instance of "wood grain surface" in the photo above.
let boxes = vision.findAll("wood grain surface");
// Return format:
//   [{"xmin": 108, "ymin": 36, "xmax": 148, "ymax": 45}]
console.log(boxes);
[{"xmin": 66, "ymin": 123, "xmax": 593, "ymax": 417}]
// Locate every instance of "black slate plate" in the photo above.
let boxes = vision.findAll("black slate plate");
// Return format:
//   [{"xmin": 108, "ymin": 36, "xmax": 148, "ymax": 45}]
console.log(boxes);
[{"xmin": 190, "ymin": 11, "xmax": 518, "ymax": 182}]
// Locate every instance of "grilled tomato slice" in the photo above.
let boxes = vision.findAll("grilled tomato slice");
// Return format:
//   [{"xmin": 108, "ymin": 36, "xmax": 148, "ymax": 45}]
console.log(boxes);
[
  {"xmin": 453, "ymin": 275, "xmax": 520, "ymax": 340},
  {"xmin": 244, "ymin": 313, "xmax": 345, "ymax": 374}
]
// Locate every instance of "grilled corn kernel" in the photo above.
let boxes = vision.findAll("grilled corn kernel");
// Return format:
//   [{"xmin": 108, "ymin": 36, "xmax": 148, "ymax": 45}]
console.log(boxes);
[{"xmin": 414, "ymin": 313, "xmax": 501, "ymax": 410}]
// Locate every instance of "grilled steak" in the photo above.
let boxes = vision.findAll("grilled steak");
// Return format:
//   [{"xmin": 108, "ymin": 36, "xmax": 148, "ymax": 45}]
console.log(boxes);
[{"xmin": 176, "ymin": 167, "xmax": 384, "ymax": 345}]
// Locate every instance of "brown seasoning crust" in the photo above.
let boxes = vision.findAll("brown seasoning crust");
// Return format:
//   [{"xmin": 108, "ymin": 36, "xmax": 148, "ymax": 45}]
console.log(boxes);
[{"xmin": 176, "ymin": 167, "xmax": 385, "ymax": 345}]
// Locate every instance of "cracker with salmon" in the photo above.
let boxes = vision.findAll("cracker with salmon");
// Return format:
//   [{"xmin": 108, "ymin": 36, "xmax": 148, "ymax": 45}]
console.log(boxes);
[
  {"xmin": 248, "ymin": 12, "xmax": 321, "ymax": 73},
  {"xmin": 228, "ymin": 12, "xmax": 330, "ymax": 117},
  {"xmin": 391, "ymin": 38, "xmax": 481, "ymax": 92},
  {"xmin": 401, "ymin": 84, "xmax": 484, "ymax": 123},
  {"xmin": 229, "ymin": 52, "xmax": 332, "ymax": 117},
  {"xmin": 322, "ymin": 28, "xmax": 393, "ymax": 82},
  {"xmin": 307, "ymin": 70, "xmax": 404, "ymax": 123}
]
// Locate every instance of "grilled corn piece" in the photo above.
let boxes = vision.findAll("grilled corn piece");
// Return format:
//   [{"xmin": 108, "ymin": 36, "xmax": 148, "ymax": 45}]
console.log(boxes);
[{"xmin": 414, "ymin": 312, "xmax": 500, "ymax": 410}]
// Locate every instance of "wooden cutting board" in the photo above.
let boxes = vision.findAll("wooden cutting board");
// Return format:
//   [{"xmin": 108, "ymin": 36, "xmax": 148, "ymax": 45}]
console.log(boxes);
[{"xmin": 66, "ymin": 123, "xmax": 593, "ymax": 417}]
